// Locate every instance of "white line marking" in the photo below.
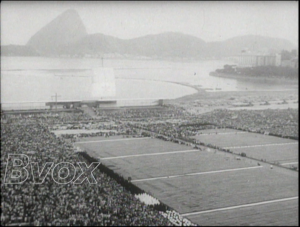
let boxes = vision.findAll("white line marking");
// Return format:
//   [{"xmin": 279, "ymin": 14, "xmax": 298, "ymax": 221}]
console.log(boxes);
[
  {"xmin": 75, "ymin": 137, "xmax": 151, "ymax": 144},
  {"xmin": 181, "ymin": 196, "xmax": 298, "ymax": 217},
  {"xmin": 101, "ymin": 149, "xmax": 199, "ymax": 160},
  {"xmin": 281, "ymin": 162, "xmax": 298, "ymax": 165},
  {"xmin": 224, "ymin": 142, "xmax": 298, "ymax": 149},
  {"xmin": 195, "ymin": 132, "xmax": 248, "ymax": 136},
  {"xmin": 131, "ymin": 166, "xmax": 262, "ymax": 182}
]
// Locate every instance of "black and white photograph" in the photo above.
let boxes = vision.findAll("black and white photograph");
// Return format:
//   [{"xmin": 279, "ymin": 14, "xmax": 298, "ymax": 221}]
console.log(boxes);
[{"xmin": 1, "ymin": 1, "xmax": 298, "ymax": 226}]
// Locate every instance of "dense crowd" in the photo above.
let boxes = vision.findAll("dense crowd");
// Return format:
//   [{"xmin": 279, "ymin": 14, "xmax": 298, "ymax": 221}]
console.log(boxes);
[
  {"xmin": 127, "ymin": 108, "xmax": 298, "ymax": 139},
  {"xmin": 160, "ymin": 210, "xmax": 197, "ymax": 226},
  {"xmin": 198, "ymin": 108, "xmax": 298, "ymax": 138},
  {"xmin": 1, "ymin": 104, "xmax": 298, "ymax": 226},
  {"xmin": 2, "ymin": 111, "xmax": 93, "ymax": 124},
  {"xmin": 53, "ymin": 122, "xmax": 142, "ymax": 140},
  {"xmin": 94, "ymin": 105, "xmax": 193, "ymax": 122},
  {"xmin": 1, "ymin": 116, "xmax": 172, "ymax": 226}
]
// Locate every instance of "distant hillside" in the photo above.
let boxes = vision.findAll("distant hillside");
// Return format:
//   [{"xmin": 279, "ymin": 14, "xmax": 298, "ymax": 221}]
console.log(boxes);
[
  {"xmin": 3, "ymin": 9, "xmax": 297, "ymax": 59},
  {"xmin": 124, "ymin": 32, "xmax": 207, "ymax": 58},
  {"xmin": 48, "ymin": 33, "xmax": 296, "ymax": 59},
  {"xmin": 219, "ymin": 35, "xmax": 296, "ymax": 56},
  {"xmin": 69, "ymin": 33, "xmax": 125, "ymax": 55},
  {"xmin": 26, "ymin": 9, "xmax": 88, "ymax": 55},
  {"xmin": 67, "ymin": 32, "xmax": 207, "ymax": 58},
  {"xmin": 1, "ymin": 45, "xmax": 40, "ymax": 56}
]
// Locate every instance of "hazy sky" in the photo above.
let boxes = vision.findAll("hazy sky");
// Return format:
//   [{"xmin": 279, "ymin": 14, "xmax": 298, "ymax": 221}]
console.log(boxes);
[{"xmin": 1, "ymin": 1, "xmax": 298, "ymax": 46}]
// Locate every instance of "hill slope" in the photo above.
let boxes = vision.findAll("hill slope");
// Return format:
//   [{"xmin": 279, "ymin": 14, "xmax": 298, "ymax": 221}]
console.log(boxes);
[
  {"xmin": 27, "ymin": 9, "xmax": 87, "ymax": 55},
  {"xmin": 124, "ymin": 32, "xmax": 207, "ymax": 58},
  {"xmin": 3, "ymin": 9, "xmax": 296, "ymax": 58}
]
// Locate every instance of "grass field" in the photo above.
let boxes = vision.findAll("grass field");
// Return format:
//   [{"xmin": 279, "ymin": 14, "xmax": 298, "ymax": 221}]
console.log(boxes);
[
  {"xmin": 192, "ymin": 130, "xmax": 297, "ymax": 148},
  {"xmin": 76, "ymin": 137, "xmax": 194, "ymax": 158},
  {"xmin": 76, "ymin": 136, "xmax": 298, "ymax": 226},
  {"xmin": 134, "ymin": 167, "xmax": 298, "ymax": 213},
  {"xmin": 192, "ymin": 129, "xmax": 298, "ymax": 170},
  {"xmin": 231, "ymin": 143, "xmax": 298, "ymax": 164},
  {"xmin": 99, "ymin": 150, "xmax": 256, "ymax": 180},
  {"xmin": 186, "ymin": 199, "xmax": 298, "ymax": 226}
]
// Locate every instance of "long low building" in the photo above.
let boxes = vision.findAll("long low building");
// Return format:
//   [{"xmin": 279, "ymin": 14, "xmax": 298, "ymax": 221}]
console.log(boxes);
[{"xmin": 229, "ymin": 53, "xmax": 281, "ymax": 67}]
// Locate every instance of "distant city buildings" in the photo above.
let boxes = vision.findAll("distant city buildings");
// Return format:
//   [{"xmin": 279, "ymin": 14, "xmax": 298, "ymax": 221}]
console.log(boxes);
[
  {"xmin": 228, "ymin": 50, "xmax": 298, "ymax": 69},
  {"xmin": 229, "ymin": 52, "xmax": 282, "ymax": 67}
]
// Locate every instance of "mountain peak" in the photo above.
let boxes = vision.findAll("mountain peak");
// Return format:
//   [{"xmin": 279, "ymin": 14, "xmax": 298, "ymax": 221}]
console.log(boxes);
[
  {"xmin": 61, "ymin": 8, "xmax": 78, "ymax": 15},
  {"xmin": 23, "ymin": 10, "xmax": 296, "ymax": 58},
  {"xmin": 57, "ymin": 9, "xmax": 82, "ymax": 20},
  {"xmin": 27, "ymin": 9, "xmax": 87, "ymax": 54}
]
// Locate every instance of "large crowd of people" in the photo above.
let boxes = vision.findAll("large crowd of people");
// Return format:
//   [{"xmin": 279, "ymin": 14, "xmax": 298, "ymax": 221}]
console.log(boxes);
[
  {"xmin": 1, "ymin": 116, "xmax": 172, "ymax": 226},
  {"xmin": 1, "ymin": 103, "xmax": 298, "ymax": 226},
  {"xmin": 94, "ymin": 105, "xmax": 193, "ymax": 122},
  {"xmin": 2, "ymin": 111, "xmax": 93, "ymax": 124},
  {"xmin": 3, "ymin": 106, "xmax": 297, "ymax": 142},
  {"xmin": 125, "ymin": 108, "xmax": 299, "ymax": 139},
  {"xmin": 198, "ymin": 108, "xmax": 298, "ymax": 138}
]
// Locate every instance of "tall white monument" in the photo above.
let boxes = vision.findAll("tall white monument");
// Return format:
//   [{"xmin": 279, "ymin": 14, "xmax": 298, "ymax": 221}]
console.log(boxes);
[{"xmin": 91, "ymin": 68, "xmax": 116, "ymax": 100}]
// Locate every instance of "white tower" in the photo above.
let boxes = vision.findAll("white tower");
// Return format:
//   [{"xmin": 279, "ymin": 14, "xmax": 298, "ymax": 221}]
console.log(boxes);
[{"xmin": 91, "ymin": 68, "xmax": 116, "ymax": 100}]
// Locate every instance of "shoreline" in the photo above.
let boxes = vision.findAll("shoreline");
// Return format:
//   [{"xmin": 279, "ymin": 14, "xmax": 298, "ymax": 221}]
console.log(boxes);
[
  {"xmin": 116, "ymin": 76, "xmax": 200, "ymax": 95},
  {"xmin": 169, "ymin": 87, "xmax": 298, "ymax": 114},
  {"xmin": 209, "ymin": 71, "xmax": 298, "ymax": 85}
]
